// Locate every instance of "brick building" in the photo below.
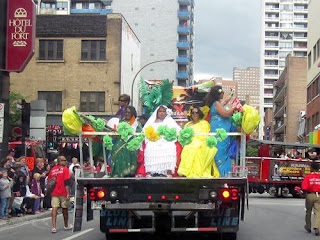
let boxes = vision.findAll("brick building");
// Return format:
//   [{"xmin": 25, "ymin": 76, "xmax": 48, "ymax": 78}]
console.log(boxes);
[
  {"xmin": 272, "ymin": 55, "xmax": 307, "ymax": 142},
  {"xmin": 10, "ymin": 14, "xmax": 141, "ymax": 125}
]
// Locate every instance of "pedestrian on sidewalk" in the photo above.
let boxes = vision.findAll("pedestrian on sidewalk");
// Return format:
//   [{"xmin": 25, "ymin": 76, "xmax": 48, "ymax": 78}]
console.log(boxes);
[
  {"xmin": 47, "ymin": 156, "xmax": 72, "ymax": 233},
  {"xmin": 0, "ymin": 171, "xmax": 13, "ymax": 220},
  {"xmin": 301, "ymin": 162, "xmax": 320, "ymax": 236}
]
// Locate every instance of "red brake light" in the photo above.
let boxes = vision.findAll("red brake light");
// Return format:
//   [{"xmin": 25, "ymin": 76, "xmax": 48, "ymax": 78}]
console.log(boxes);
[
  {"xmin": 231, "ymin": 189, "xmax": 239, "ymax": 200},
  {"xmin": 222, "ymin": 190, "xmax": 230, "ymax": 199},
  {"xmin": 97, "ymin": 190, "xmax": 106, "ymax": 199},
  {"xmin": 161, "ymin": 195, "xmax": 166, "ymax": 200},
  {"xmin": 147, "ymin": 195, "xmax": 152, "ymax": 200},
  {"xmin": 89, "ymin": 189, "xmax": 95, "ymax": 200},
  {"xmin": 175, "ymin": 195, "xmax": 179, "ymax": 200}
]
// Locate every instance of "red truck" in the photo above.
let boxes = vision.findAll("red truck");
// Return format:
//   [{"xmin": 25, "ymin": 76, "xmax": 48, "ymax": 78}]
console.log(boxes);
[{"xmin": 246, "ymin": 157, "xmax": 319, "ymax": 197}]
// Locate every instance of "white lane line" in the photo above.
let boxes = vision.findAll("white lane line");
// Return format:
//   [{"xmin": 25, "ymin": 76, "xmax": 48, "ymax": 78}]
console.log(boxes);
[{"xmin": 62, "ymin": 228, "xmax": 94, "ymax": 240}]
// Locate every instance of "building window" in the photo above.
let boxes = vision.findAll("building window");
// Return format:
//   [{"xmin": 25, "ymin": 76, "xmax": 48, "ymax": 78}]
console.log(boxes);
[
  {"xmin": 57, "ymin": 1, "xmax": 68, "ymax": 10},
  {"xmin": 308, "ymin": 52, "xmax": 311, "ymax": 69},
  {"xmin": 81, "ymin": 40, "xmax": 106, "ymax": 61},
  {"xmin": 314, "ymin": 45, "xmax": 317, "ymax": 63},
  {"xmin": 39, "ymin": 40, "xmax": 63, "ymax": 60},
  {"xmin": 306, "ymin": 118, "xmax": 310, "ymax": 134},
  {"xmin": 313, "ymin": 79, "xmax": 319, "ymax": 98},
  {"xmin": 38, "ymin": 91, "xmax": 62, "ymax": 112},
  {"xmin": 80, "ymin": 92, "xmax": 105, "ymax": 112},
  {"xmin": 307, "ymin": 86, "xmax": 311, "ymax": 103}
]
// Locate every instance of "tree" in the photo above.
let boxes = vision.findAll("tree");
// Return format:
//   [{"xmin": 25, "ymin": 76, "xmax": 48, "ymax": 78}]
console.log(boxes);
[{"xmin": 9, "ymin": 92, "xmax": 25, "ymax": 133}]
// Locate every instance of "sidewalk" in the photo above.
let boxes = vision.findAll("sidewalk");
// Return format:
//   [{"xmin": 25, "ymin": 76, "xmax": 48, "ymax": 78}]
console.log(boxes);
[{"xmin": 0, "ymin": 210, "xmax": 52, "ymax": 228}]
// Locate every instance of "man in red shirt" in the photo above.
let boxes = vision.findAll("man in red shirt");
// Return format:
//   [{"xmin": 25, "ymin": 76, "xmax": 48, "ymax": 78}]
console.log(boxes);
[
  {"xmin": 302, "ymin": 162, "xmax": 320, "ymax": 235},
  {"xmin": 47, "ymin": 155, "xmax": 72, "ymax": 233}
]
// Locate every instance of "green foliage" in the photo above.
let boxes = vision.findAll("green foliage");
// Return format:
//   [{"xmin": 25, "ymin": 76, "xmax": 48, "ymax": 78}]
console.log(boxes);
[
  {"xmin": 9, "ymin": 92, "xmax": 24, "ymax": 132},
  {"xmin": 246, "ymin": 146, "xmax": 259, "ymax": 157}
]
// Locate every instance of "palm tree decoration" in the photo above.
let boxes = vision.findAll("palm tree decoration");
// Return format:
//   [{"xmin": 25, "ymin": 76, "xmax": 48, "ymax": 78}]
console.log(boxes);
[{"xmin": 139, "ymin": 78, "xmax": 173, "ymax": 114}]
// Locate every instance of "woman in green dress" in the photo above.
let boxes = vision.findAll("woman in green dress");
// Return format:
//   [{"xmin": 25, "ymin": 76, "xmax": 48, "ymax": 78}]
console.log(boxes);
[{"xmin": 111, "ymin": 106, "xmax": 142, "ymax": 177}]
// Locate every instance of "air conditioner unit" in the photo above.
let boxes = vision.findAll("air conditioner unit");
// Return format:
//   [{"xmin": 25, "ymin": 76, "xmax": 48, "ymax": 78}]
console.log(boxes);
[{"xmin": 283, "ymin": 114, "xmax": 286, "ymax": 118}]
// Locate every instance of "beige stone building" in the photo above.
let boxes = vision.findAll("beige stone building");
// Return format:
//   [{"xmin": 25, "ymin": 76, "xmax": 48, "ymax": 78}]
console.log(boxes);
[
  {"xmin": 272, "ymin": 55, "xmax": 307, "ymax": 142},
  {"xmin": 10, "ymin": 14, "xmax": 141, "ymax": 125},
  {"xmin": 198, "ymin": 77, "xmax": 238, "ymax": 100},
  {"xmin": 233, "ymin": 67, "xmax": 260, "ymax": 108}
]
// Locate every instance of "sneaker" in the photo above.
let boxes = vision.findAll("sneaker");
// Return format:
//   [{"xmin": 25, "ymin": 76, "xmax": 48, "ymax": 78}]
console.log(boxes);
[
  {"xmin": 51, "ymin": 228, "xmax": 57, "ymax": 233},
  {"xmin": 315, "ymin": 228, "xmax": 319, "ymax": 236},
  {"xmin": 64, "ymin": 224, "xmax": 73, "ymax": 230},
  {"xmin": 304, "ymin": 225, "xmax": 311, "ymax": 233}
]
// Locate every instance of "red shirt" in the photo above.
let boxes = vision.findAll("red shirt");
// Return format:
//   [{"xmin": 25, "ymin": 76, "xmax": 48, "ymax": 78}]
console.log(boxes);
[
  {"xmin": 302, "ymin": 173, "xmax": 320, "ymax": 192},
  {"xmin": 47, "ymin": 165, "xmax": 70, "ymax": 196}
]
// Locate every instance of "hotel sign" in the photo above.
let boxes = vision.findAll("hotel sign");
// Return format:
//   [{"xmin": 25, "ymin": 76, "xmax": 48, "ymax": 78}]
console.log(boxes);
[{"xmin": 5, "ymin": 0, "xmax": 36, "ymax": 72}]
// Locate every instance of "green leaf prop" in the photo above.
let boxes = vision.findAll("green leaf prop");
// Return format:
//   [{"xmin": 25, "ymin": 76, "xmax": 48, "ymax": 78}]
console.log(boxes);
[
  {"xmin": 216, "ymin": 128, "xmax": 228, "ymax": 142},
  {"xmin": 103, "ymin": 135, "xmax": 113, "ymax": 150},
  {"xmin": 178, "ymin": 127, "xmax": 194, "ymax": 146},
  {"xmin": 117, "ymin": 122, "xmax": 133, "ymax": 141},
  {"xmin": 231, "ymin": 112, "xmax": 243, "ymax": 127},
  {"xmin": 206, "ymin": 136, "xmax": 218, "ymax": 148},
  {"xmin": 139, "ymin": 78, "xmax": 173, "ymax": 114},
  {"xmin": 127, "ymin": 134, "xmax": 145, "ymax": 151},
  {"xmin": 95, "ymin": 118, "xmax": 105, "ymax": 132},
  {"xmin": 164, "ymin": 127, "xmax": 177, "ymax": 141},
  {"xmin": 157, "ymin": 126, "xmax": 168, "ymax": 136}
]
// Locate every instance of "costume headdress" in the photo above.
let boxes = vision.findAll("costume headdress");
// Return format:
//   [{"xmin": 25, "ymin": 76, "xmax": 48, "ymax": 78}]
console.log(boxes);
[{"xmin": 139, "ymin": 78, "xmax": 173, "ymax": 114}]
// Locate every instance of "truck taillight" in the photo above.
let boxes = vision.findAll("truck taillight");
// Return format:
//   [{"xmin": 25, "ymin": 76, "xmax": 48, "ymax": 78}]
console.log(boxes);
[
  {"xmin": 221, "ymin": 188, "xmax": 239, "ymax": 201},
  {"xmin": 161, "ymin": 195, "xmax": 166, "ymax": 200},
  {"xmin": 89, "ymin": 189, "xmax": 106, "ymax": 200},
  {"xmin": 222, "ymin": 190, "xmax": 230, "ymax": 199},
  {"xmin": 89, "ymin": 189, "xmax": 96, "ymax": 200},
  {"xmin": 231, "ymin": 189, "xmax": 239, "ymax": 200},
  {"xmin": 97, "ymin": 190, "xmax": 106, "ymax": 199}
]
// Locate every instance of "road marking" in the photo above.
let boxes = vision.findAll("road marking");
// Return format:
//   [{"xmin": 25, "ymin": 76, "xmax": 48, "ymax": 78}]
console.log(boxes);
[{"xmin": 62, "ymin": 228, "xmax": 94, "ymax": 240}]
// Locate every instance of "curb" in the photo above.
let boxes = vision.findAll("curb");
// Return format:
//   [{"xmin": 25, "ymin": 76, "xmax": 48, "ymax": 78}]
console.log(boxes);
[{"xmin": 0, "ymin": 211, "xmax": 52, "ymax": 228}]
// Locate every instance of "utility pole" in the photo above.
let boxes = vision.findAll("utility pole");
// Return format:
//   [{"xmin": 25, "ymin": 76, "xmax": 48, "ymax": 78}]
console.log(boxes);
[{"xmin": 0, "ymin": 0, "xmax": 10, "ymax": 160}]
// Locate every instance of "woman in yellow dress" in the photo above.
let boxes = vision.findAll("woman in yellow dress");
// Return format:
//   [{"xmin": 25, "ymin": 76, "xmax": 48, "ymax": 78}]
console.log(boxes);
[{"xmin": 178, "ymin": 106, "xmax": 219, "ymax": 178}]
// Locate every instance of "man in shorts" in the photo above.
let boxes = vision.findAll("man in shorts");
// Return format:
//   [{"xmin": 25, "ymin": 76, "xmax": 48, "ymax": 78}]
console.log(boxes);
[{"xmin": 47, "ymin": 155, "xmax": 72, "ymax": 233}]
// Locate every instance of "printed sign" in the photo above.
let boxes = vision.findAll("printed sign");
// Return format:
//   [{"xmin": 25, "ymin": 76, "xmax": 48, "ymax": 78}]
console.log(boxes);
[
  {"xmin": 6, "ymin": 0, "xmax": 36, "ymax": 72},
  {"xmin": 269, "ymin": 160, "xmax": 311, "ymax": 182},
  {"xmin": 199, "ymin": 208, "xmax": 239, "ymax": 227},
  {"xmin": 101, "ymin": 210, "xmax": 128, "ymax": 228},
  {"xmin": 231, "ymin": 98, "xmax": 243, "ymax": 112},
  {"xmin": 246, "ymin": 160, "xmax": 260, "ymax": 177},
  {"xmin": 0, "ymin": 103, "xmax": 4, "ymax": 118},
  {"xmin": 0, "ymin": 118, "xmax": 4, "ymax": 143}
]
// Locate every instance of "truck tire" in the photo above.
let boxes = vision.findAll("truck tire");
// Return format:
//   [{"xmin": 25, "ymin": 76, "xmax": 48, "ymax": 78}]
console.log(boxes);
[{"xmin": 223, "ymin": 232, "xmax": 237, "ymax": 240}]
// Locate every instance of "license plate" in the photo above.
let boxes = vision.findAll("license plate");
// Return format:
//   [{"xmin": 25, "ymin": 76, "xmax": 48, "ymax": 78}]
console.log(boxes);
[{"xmin": 92, "ymin": 201, "xmax": 108, "ymax": 209}]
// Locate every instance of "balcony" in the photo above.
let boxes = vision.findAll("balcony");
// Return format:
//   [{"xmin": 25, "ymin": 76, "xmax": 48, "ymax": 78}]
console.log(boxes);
[
  {"xmin": 176, "ymin": 72, "xmax": 189, "ymax": 80},
  {"xmin": 177, "ymin": 55, "xmax": 189, "ymax": 64},
  {"xmin": 265, "ymin": 17, "xmax": 279, "ymax": 22},
  {"xmin": 293, "ymin": 18, "xmax": 308, "ymax": 23},
  {"xmin": 265, "ymin": 8, "xmax": 280, "ymax": 12},
  {"xmin": 264, "ymin": 74, "xmax": 279, "ymax": 79},
  {"xmin": 274, "ymin": 121, "xmax": 285, "ymax": 134},
  {"xmin": 40, "ymin": 8, "xmax": 57, "ymax": 14},
  {"xmin": 274, "ymin": 105, "xmax": 284, "ymax": 118},
  {"xmin": 264, "ymin": 64, "xmax": 278, "ymax": 69},
  {"xmin": 178, "ymin": 10, "xmax": 191, "ymax": 20},
  {"xmin": 274, "ymin": 87, "xmax": 285, "ymax": 103},
  {"xmin": 101, "ymin": 0, "xmax": 112, "ymax": 4},
  {"xmin": 265, "ymin": 54, "xmax": 279, "ymax": 59},
  {"xmin": 178, "ymin": 0, "xmax": 191, "ymax": 5},
  {"xmin": 265, "ymin": 35, "xmax": 279, "ymax": 40},
  {"xmin": 177, "ymin": 26, "xmax": 192, "ymax": 35},
  {"xmin": 70, "ymin": 8, "xmax": 112, "ymax": 15},
  {"xmin": 293, "ymin": 46, "xmax": 307, "ymax": 51},
  {"xmin": 177, "ymin": 41, "xmax": 190, "ymax": 49},
  {"xmin": 265, "ymin": 45, "xmax": 279, "ymax": 50}
]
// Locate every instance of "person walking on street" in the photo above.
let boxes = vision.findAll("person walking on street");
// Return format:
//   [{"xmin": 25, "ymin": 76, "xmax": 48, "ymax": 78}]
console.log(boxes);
[
  {"xmin": 47, "ymin": 156, "xmax": 72, "ymax": 233},
  {"xmin": 302, "ymin": 162, "xmax": 320, "ymax": 236}
]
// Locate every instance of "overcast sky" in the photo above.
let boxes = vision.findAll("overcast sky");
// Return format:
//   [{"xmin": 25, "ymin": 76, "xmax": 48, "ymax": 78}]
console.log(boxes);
[{"xmin": 194, "ymin": 0, "xmax": 261, "ymax": 80}]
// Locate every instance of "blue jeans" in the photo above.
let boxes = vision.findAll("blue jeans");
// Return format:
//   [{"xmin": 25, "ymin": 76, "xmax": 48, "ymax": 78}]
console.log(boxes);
[{"xmin": 0, "ymin": 197, "xmax": 10, "ymax": 218}]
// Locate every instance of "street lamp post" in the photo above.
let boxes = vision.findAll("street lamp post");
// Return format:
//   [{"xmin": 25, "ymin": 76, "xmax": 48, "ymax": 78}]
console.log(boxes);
[{"xmin": 130, "ymin": 58, "xmax": 174, "ymax": 106}]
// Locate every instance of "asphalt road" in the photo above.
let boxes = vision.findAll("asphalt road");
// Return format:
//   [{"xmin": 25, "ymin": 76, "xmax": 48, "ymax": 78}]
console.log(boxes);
[{"xmin": 0, "ymin": 194, "xmax": 315, "ymax": 240}]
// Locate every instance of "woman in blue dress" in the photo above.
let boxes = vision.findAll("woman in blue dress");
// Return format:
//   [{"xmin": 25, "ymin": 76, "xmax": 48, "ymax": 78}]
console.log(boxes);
[{"xmin": 204, "ymin": 86, "xmax": 236, "ymax": 176}]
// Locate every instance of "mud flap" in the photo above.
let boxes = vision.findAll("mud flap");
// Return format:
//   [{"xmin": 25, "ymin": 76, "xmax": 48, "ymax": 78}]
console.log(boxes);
[{"xmin": 73, "ymin": 183, "xmax": 84, "ymax": 232}]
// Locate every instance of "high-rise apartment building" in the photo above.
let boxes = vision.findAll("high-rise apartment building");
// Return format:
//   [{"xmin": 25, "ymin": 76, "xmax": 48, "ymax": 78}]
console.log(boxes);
[
  {"xmin": 259, "ymin": 0, "xmax": 309, "ymax": 137},
  {"xmin": 35, "ymin": 0, "xmax": 195, "ymax": 86},
  {"xmin": 233, "ymin": 67, "xmax": 260, "ymax": 108}
]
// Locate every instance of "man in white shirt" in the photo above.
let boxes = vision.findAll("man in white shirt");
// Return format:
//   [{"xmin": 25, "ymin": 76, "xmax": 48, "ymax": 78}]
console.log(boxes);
[{"xmin": 69, "ymin": 157, "xmax": 79, "ymax": 174}]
